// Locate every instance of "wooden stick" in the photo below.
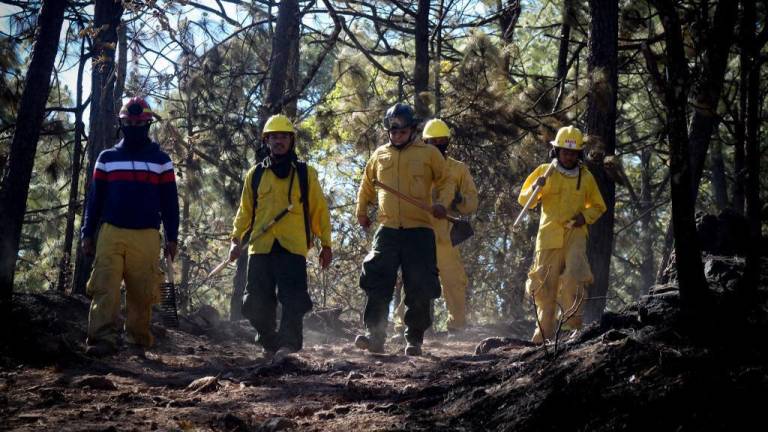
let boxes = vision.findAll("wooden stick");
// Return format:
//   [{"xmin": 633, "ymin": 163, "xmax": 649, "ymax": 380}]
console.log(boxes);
[
  {"xmin": 513, "ymin": 159, "xmax": 557, "ymax": 227},
  {"xmin": 372, "ymin": 179, "xmax": 462, "ymax": 223},
  {"xmin": 206, "ymin": 205, "xmax": 294, "ymax": 279}
]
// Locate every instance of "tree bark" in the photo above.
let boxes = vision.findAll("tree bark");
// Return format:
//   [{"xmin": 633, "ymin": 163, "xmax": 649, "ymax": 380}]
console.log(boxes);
[
  {"xmin": 652, "ymin": 0, "xmax": 708, "ymax": 315},
  {"xmin": 413, "ymin": 0, "xmax": 430, "ymax": 118},
  {"xmin": 262, "ymin": 0, "xmax": 300, "ymax": 117},
  {"xmin": 740, "ymin": 0, "xmax": 761, "ymax": 299},
  {"xmin": 709, "ymin": 137, "xmax": 729, "ymax": 211},
  {"xmin": 57, "ymin": 37, "xmax": 88, "ymax": 293},
  {"xmin": 687, "ymin": 0, "xmax": 738, "ymax": 201},
  {"xmin": 497, "ymin": 0, "xmax": 521, "ymax": 80},
  {"xmin": 638, "ymin": 148, "xmax": 655, "ymax": 294},
  {"xmin": 583, "ymin": 0, "xmax": 618, "ymax": 324},
  {"xmin": 433, "ymin": 0, "xmax": 445, "ymax": 116},
  {"xmin": 0, "ymin": 0, "xmax": 67, "ymax": 304},
  {"xmin": 72, "ymin": 0, "xmax": 124, "ymax": 295},
  {"xmin": 552, "ymin": 0, "xmax": 573, "ymax": 112}
]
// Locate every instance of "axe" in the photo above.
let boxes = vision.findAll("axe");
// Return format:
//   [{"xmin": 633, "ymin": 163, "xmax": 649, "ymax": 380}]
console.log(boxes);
[{"xmin": 373, "ymin": 180, "xmax": 474, "ymax": 246}]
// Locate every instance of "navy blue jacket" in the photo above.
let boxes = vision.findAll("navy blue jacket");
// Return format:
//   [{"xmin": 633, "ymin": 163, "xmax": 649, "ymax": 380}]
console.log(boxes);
[{"xmin": 81, "ymin": 139, "xmax": 180, "ymax": 242}]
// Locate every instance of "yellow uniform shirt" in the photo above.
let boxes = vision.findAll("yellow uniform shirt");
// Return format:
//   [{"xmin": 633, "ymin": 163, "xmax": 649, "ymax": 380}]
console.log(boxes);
[
  {"xmin": 433, "ymin": 157, "xmax": 478, "ymax": 245},
  {"xmin": 231, "ymin": 164, "xmax": 332, "ymax": 257},
  {"xmin": 356, "ymin": 140, "xmax": 454, "ymax": 229},
  {"xmin": 518, "ymin": 163, "xmax": 606, "ymax": 251}
]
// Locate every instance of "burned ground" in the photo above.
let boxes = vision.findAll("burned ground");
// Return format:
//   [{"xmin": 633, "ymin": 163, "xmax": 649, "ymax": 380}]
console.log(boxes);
[{"xmin": 1, "ymin": 256, "xmax": 767, "ymax": 431}]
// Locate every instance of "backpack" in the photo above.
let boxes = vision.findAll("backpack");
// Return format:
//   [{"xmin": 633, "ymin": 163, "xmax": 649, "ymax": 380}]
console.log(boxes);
[{"xmin": 244, "ymin": 161, "xmax": 312, "ymax": 249}]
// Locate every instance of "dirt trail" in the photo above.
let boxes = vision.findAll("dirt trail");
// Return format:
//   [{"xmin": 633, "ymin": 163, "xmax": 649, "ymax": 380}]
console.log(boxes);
[
  {"xmin": 3, "ymin": 259, "xmax": 768, "ymax": 432},
  {"xmin": 0, "ymin": 293, "xmax": 524, "ymax": 431}
]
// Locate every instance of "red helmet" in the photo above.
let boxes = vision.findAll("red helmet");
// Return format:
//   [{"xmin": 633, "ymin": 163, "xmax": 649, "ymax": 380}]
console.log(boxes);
[{"xmin": 119, "ymin": 97, "xmax": 154, "ymax": 121}]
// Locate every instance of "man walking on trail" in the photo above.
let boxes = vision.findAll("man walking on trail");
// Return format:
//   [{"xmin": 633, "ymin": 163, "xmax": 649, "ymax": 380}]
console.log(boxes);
[
  {"xmin": 355, "ymin": 103, "xmax": 454, "ymax": 356},
  {"xmin": 229, "ymin": 114, "xmax": 333, "ymax": 360},
  {"xmin": 393, "ymin": 118, "xmax": 478, "ymax": 337},
  {"xmin": 82, "ymin": 97, "xmax": 179, "ymax": 356},
  {"xmin": 518, "ymin": 126, "xmax": 606, "ymax": 344}
]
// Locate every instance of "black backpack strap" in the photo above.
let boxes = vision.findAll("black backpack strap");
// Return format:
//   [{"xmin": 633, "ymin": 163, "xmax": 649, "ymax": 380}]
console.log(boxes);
[
  {"xmin": 243, "ymin": 162, "xmax": 266, "ymax": 242},
  {"xmin": 296, "ymin": 161, "xmax": 312, "ymax": 249}
]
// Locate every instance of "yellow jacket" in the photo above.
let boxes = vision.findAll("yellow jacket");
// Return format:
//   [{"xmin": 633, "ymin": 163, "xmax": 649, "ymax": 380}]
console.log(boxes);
[
  {"xmin": 231, "ymin": 164, "xmax": 332, "ymax": 256},
  {"xmin": 433, "ymin": 157, "xmax": 478, "ymax": 245},
  {"xmin": 518, "ymin": 163, "xmax": 606, "ymax": 251},
  {"xmin": 356, "ymin": 140, "xmax": 454, "ymax": 229}
]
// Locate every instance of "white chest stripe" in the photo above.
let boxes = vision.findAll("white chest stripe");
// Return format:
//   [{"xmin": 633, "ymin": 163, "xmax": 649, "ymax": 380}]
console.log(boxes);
[{"xmin": 96, "ymin": 160, "xmax": 174, "ymax": 173}]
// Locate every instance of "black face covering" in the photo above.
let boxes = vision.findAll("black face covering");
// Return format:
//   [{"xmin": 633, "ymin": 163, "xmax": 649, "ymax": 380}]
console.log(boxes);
[
  {"xmin": 436, "ymin": 143, "xmax": 449, "ymax": 156},
  {"xmin": 121, "ymin": 124, "xmax": 151, "ymax": 149},
  {"xmin": 267, "ymin": 148, "xmax": 297, "ymax": 179}
]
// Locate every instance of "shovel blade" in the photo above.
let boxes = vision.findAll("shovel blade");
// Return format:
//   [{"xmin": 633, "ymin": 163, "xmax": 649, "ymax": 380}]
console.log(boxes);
[{"xmin": 450, "ymin": 220, "xmax": 474, "ymax": 246}]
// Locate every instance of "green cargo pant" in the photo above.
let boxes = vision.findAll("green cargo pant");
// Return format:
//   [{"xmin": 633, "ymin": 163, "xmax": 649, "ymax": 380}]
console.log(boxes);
[
  {"xmin": 242, "ymin": 241, "xmax": 311, "ymax": 352},
  {"xmin": 360, "ymin": 227, "xmax": 441, "ymax": 346}
]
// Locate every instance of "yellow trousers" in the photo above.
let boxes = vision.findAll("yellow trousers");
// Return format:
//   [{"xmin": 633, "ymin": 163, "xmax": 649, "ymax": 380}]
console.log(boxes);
[
  {"xmin": 394, "ymin": 241, "xmax": 468, "ymax": 332},
  {"xmin": 86, "ymin": 223, "xmax": 163, "ymax": 348},
  {"xmin": 526, "ymin": 228, "xmax": 593, "ymax": 344}
]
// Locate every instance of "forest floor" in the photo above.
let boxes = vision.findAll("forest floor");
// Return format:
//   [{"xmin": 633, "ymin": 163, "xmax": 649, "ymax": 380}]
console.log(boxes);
[{"xmin": 2, "ymin": 256, "xmax": 768, "ymax": 431}]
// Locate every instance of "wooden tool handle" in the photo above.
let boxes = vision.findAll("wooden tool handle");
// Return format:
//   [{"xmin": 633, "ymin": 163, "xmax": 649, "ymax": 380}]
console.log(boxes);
[{"xmin": 513, "ymin": 159, "xmax": 557, "ymax": 227}]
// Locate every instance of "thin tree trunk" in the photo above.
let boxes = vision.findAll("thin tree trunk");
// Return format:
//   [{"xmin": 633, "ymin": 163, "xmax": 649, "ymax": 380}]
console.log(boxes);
[
  {"xmin": 687, "ymin": 0, "xmax": 738, "ymax": 202},
  {"xmin": 73, "ymin": 0, "xmax": 124, "ymax": 295},
  {"xmin": 433, "ymin": 0, "xmax": 444, "ymax": 116},
  {"xmin": 709, "ymin": 137, "xmax": 729, "ymax": 211},
  {"xmin": 497, "ymin": 0, "xmax": 521, "ymax": 81},
  {"xmin": 652, "ymin": 0, "xmax": 708, "ymax": 316},
  {"xmin": 732, "ymin": 2, "xmax": 750, "ymax": 215},
  {"xmin": 0, "ymin": 0, "xmax": 67, "ymax": 304},
  {"xmin": 413, "ymin": 0, "xmax": 430, "ymax": 118},
  {"xmin": 741, "ymin": 0, "xmax": 761, "ymax": 299},
  {"xmin": 57, "ymin": 38, "xmax": 88, "ymax": 293},
  {"xmin": 552, "ymin": 0, "xmax": 573, "ymax": 112},
  {"xmin": 583, "ymin": 0, "xmax": 618, "ymax": 324},
  {"xmin": 639, "ymin": 148, "xmax": 656, "ymax": 294}
]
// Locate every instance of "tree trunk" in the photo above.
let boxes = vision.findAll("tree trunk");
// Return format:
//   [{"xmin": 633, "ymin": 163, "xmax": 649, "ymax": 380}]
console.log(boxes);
[
  {"xmin": 262, "ymin": 0, "xmax": 299, "ymax": 116},
  {"xmin": 652, "ymin": 0, "xmax": 708, "ymax": 315},
  {"xmin": 638, "ymin": 148, "xmax": 655, "ymax": 294},
  {"xmin": 57, "ymin": 37, "xmax": 88, "ymax": 293},
  {"xmin": 73, "ymin": 0, "xmax": 124, "ymax": 295},
  {"xmin": 583, "ymin": 0, "xmax": 618, "ymax": 324},
  {"xmin": 687, "ymin": 0, "xmax": 738, "ymax": 201},
  {"xmin": 732, "ymin": 55, "xmax": 746, "ymax": 214},
  {"xmin": 552, "ymin": 0, "xmax": 573, "ymax": 112},
  {"xmin": 413, "ymin": 0, "xmax": 430, "ymax": 118},
  {"xmin": 433, "ymin": 0, "xmax": 444, "ymax": 116},
  {"xmin": 497, "ymin": 0, "xmax": 521, "ymax": 80},
  {"xmin": 709, "ymin": 137, "xmax": 729, "ymax": 211},
  {"xmin": 741, "ymin": 0, "xmax": 761, "ymax": 299},
  {"xmin": 0, "ymin": 0, "xmax": 67, "ymax": 304}
]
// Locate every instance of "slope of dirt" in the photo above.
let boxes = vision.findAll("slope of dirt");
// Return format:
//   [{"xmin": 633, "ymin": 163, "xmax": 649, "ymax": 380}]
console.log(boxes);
[{"xmin": 1, "ymin": 255, "xmax": 766, "ymax": 431}]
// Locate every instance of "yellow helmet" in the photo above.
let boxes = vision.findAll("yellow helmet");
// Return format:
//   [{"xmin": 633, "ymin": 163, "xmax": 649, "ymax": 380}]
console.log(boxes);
[
  {"xmin": 263, "ymin": 114, "xmax": 295, "ymax": 135},
  {"xmin": 550, "ymin": 126, "xmax": 584, "ymax": 150},
  {"xmin": 422, "ymin": 118, "xmax": 451, "ymax": 139}
]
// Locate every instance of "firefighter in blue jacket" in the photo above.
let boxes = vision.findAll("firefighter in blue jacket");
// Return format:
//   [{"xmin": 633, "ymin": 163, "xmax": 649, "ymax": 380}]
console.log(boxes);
[{"xmin": 81, "ymin": 97, "xmax": 180, "ymax": 356}]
